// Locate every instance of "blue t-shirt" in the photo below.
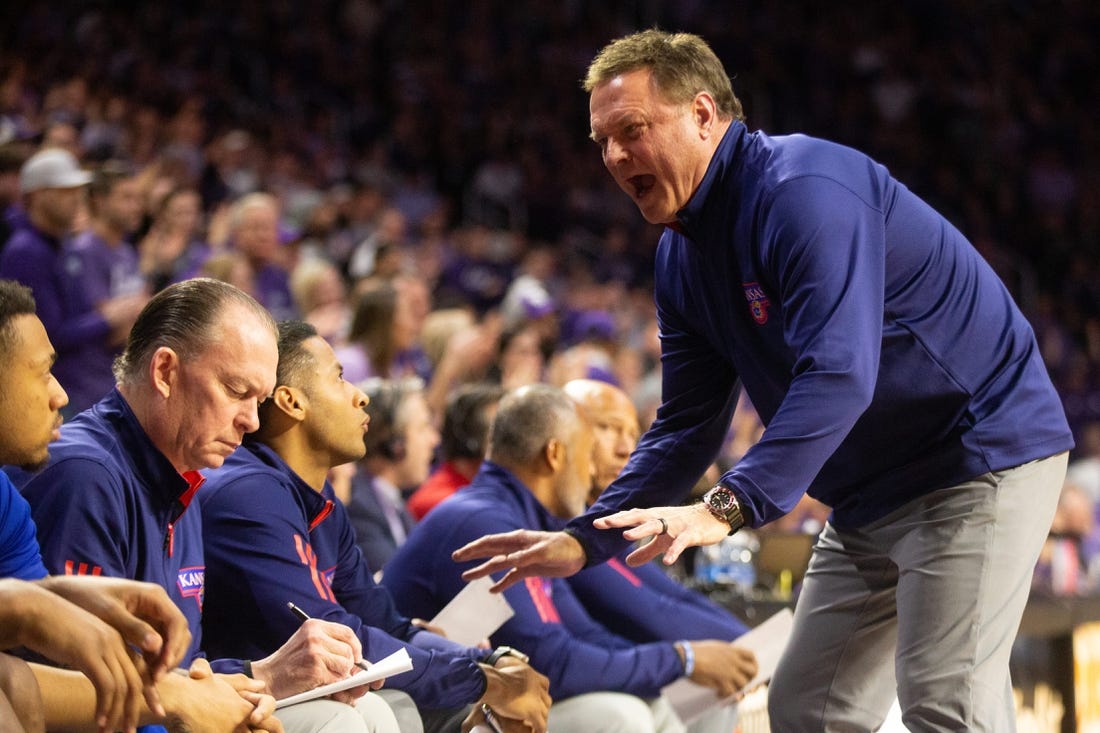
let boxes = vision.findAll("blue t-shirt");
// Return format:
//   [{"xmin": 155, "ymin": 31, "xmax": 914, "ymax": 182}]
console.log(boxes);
[{"xmin": 0, "ymin": 472, "xmax": 48, "ymax": 580}]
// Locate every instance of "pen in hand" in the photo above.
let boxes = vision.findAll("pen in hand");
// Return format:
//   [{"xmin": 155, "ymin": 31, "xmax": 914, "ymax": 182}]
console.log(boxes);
[{"xmin": 287, "ymin": 601, "xmax": 371, "ymax": 673}]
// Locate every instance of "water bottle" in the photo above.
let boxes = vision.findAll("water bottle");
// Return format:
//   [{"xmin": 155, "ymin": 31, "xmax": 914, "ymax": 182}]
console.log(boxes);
[
  {"xmin": 714, "ymin": 532, "xmax": 759, "ymax": 595},
  {"xmin": 694, "ymin": 542, "xmax": 718, "ymax": 585}
]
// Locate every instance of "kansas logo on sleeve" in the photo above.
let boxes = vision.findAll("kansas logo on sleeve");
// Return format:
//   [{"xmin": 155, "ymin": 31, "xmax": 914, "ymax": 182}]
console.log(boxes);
[
  {"xmin": 177, "ymin": 566, "xmax": 205, "ymax": 609},
  {"xmin": 743, "ymin": 282, "xmax": 771, "ymax": 325}
]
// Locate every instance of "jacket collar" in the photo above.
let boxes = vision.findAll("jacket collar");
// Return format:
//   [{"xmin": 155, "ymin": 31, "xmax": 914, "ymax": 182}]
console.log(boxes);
[
  {"xmin": 99, "ymin": 389, "xmax": 202, "ymax": 512},
  {"xmin": 238, "ymin": 441, "xmax": 335, "ymax": 530},
  {"xmin": 674, "ymin": 121, "xmax": 748, "ymax": 240},
  {"xmin": 470, "ymin": 462, "xmax": 568, "ymax": 532}
]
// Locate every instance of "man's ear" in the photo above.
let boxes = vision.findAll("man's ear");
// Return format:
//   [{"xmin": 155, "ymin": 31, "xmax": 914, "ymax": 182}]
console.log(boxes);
[
  {"xmin": 693, "ymin": 91, "xmax": 719, "ymax": 139},
  {"xmin": 150, "ymin": 347, "xmax": 179, "ymax": 399},
  {"xmin": 544, "ymin": 438, "xmax": 566, "ymax": 474},
  {"xmin": 271, "ymin": 384, "xmax": 307, "ymax": 422}
]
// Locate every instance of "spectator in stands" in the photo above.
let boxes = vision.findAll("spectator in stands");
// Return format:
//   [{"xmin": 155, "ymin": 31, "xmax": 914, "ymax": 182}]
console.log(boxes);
[
  {"xmin": 348, "ymin": 377, "xmax": 438, "ymax": 572},
  {"xmin": 407, "ymin": 383, "xmax": 504, "ymax": 521},
  {"xmin": 290, "ymin": 256, "xmax": 351, "ymax": 343},
  {"xmin": 15, "ymin": 279, "xmax": 394, "ymax": 733},
  {"xmin": 197, "ymin": 320, "xmax": 551, "ymax": 733},
  {"xmin": 337, "ymin": 281, "xmax": 422, "ymax": 385},
  {"xmin": 0, "ymin": 278, "xmax": 280, "ymax": 733},
  {"xmin": 0, "ymin": 149, "xmax": 136, "ymax": 413},
  {"xmin": 227, "ymin": 192, "xmax": 298, "ymax": 320},
  {"xmin": 385, "ymin": 385, "xmax": 757, "ymax": 732},
  {"xmin": 1034, "ymin": 480, "xmax": 1095, "ymax": 596},
  {"xmin": 138, "ymin": 186, "xmax": 210, "ymax": 293},
  {"xmin": 0, "ymin": 143, "xmax": 26, "ymax": 249},
  {"xmin": 59, "ymin": 159, "xmax": 149, "ymax": 412}
]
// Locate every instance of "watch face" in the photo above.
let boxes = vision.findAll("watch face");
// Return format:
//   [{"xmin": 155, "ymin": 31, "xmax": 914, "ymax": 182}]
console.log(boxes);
[{"xmin": 707, "ymin": 486, "xmax": 735, "ymax": 511}]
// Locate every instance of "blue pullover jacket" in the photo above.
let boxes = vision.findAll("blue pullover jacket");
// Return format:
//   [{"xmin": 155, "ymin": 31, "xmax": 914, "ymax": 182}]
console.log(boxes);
[
  {"xmin": 571, "ymin": 122, "xmax": 1073, "ymax": 563},
  {"xmin": 198, "ymin": 441, "xmax": 488, "ymax": 710},
  {"xmin": 15, "ymin": 390, "xmax": 208, "ymax": 665},
  {"xmin": 384, "ymin": 462, "xmax": 685, "ymax": 701}
]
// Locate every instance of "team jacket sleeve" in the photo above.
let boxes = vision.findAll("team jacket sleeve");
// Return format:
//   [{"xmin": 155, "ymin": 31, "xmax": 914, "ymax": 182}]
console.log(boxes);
[
  {"xmin": 21, "ymin": 458, "xmax": 131, "ymax": 578},
  {"xmin": 200, "ymin": 475, "xmax": 486, "ymax": 711},
  {"xmin": 718, "ymin": 176, "xmax": 884, "ymax": 524},
  {"xmin": 567, "ymin": 267, "xmax": 741, "ymax": 564},
  {"xmin": 568, "ymin": 557, "xmax": 748, "ymax": 644}
]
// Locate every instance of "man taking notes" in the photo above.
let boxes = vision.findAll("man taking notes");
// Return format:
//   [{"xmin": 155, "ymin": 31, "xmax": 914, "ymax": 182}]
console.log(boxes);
[{"xmin": 197, "ymin": 321, "xmax": 550, "ymax": 733}]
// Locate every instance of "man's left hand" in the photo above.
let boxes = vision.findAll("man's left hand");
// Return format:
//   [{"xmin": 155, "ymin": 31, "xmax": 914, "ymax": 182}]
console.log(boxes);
[{"xmin": 595, "ymin": 503, "xmax": 731, "ymax": 566}]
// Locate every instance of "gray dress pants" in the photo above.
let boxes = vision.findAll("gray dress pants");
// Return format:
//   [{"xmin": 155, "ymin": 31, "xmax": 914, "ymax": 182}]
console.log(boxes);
[{"xmin": 768, "ymin": 452, "xmax": 1067, "ymax": 732}]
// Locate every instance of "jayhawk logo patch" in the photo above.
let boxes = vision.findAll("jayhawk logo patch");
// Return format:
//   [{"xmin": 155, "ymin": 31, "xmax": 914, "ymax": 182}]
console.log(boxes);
[
  {"xmin": 177, "ymin": 566, "xmax": 205, "ymax": 610},
  {"xmin": 743, "ymin": 282, "xmax": 771, "ymax": 325}
]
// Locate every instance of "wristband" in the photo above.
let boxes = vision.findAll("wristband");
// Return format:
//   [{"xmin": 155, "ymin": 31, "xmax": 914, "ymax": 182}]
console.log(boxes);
[
  {"xmin": 242, "ymin": 659, "xmax": 253, "ymax": 678},
  {"xmin": 680, "ymin": 640, "xmax": 695, "ymax": 677}
]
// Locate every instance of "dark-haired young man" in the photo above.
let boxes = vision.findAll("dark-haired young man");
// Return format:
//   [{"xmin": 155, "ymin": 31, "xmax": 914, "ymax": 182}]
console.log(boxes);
[
  {"xmin": 197, "ymin": 320, "xmax": 550, "ymax": 733},
  {"xmin": 58, "ymin": 160, "xmax": 149, "ymax": 412},
  {"xmin": 406, "ymin": 383, "xmax": 503, "ymax": 522}
]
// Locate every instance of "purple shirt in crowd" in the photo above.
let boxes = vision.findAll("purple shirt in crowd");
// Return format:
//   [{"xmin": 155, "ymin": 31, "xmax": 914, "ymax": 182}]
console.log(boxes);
[
  {"xmin": 56, "ymin": 231, "xmax": 146, "ymax": 412},
  {"xmin": 0, "ymin": 222, "xmax": 112, "ymax": 410}
]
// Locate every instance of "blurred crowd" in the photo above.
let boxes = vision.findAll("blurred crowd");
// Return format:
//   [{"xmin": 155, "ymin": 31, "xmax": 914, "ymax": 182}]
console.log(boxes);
[{"xmin": 1, "ymin": 0, "xmax": 1098, "ymax": 593}]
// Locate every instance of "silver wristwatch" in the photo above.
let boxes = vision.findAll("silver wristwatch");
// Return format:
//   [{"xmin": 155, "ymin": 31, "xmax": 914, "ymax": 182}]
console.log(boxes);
[{"xmin": 701, "ymin": 484, "xmax": 747, "ymax": 534}]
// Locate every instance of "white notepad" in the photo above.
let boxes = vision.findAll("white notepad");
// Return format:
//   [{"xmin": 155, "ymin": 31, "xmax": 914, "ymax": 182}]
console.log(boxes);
[
  {"xmin": 430, "ymin": 575, "xmax": 515, "ymax": 647},
  {"xmin": 275, "ymin": 648, "xmax": 414, "ymax": 708},
  {"xmin": 661, "ymin": 608, "xmax": 794, "ymax": 724}
]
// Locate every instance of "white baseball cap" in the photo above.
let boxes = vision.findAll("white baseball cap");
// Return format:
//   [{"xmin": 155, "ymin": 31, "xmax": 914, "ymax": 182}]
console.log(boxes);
[{"xmin": 20, "ymin": 148, "xmax": 93, "ymax": 193}]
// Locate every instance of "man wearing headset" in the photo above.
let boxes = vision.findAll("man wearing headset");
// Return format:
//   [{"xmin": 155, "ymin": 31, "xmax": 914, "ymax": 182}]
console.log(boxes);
[{"xmin": 347, "ymin": 377, "xmax": 440, "ymax": 573}]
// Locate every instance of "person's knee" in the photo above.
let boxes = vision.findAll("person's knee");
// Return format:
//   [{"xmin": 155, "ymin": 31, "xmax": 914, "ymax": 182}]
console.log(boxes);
[
  {"xmin": 767, "ymin": 667, "xmax": 813, "ymax": 731},
  {"xmin": 279, "ymin": 699, "xmax": 372, "ymax": 733},
  {"xmin": 550, "ymin": 693, "xmax": 657, "ymax": 733},
  {"xmin": 594, "ymin": 695, "xmax": 657, "ymax": 733},
  {"xmin": 353, "ymin": 691, "xmax": 405, "ymax": 733},
  {"xmin": 366, "ymin": 689, "xmax": 424, "ymax": 733},
  {"xmin": 767, "ymin": 683, "xmax": 812, "ymax": 733}
]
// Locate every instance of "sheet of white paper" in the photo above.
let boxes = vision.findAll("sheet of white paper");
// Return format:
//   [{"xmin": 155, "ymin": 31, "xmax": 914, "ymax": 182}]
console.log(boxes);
[
  {"xmin": 662, "ymin": 607, "xmax": 794, "ymax": 725},
  {"xmin": 275, "ymin": 648, "xmax": 414, "ymax": 708},
  {"xmin": 430, "ymin": 575, "xmax": 515, "ymax": 647}
]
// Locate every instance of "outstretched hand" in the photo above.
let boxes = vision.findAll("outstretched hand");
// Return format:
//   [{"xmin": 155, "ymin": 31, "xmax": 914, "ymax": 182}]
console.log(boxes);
[
  {"xmin": 594, "ymin": 503, "xmax": 731, "ymax": 566},
  {"xmin": 452, "ymin": 530, "xmax": 587, "ymax": 592}
]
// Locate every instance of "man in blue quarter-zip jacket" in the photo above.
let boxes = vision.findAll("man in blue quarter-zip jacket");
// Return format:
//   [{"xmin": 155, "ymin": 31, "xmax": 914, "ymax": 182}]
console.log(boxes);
[
  {"xmin": 386, "ymin": 384, "xmax": 756, "ymax": 733},
  {"xmin": 16, "ymin": 279, "xmax": 401, "ymax": 733},
  {"xmin": 196, "ymin": 321, "xmax": 550, "ymax": 733},
  {"xmin": 455, "ymin": 30, "xmax": 1073, "ymax": 733},
  {"xmin": 0, "ymin": 277, "xmax": 283, "ymax": 733}
]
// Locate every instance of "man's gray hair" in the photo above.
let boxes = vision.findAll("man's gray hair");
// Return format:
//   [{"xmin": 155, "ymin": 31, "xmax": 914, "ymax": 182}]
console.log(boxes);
[
  {"xmin": 113, "ymin": 278, "xmax": 276, "ymax": 384},
  {"xmin": 488, "ymin": 384, "xmax": 580, "ymax": 466}
]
